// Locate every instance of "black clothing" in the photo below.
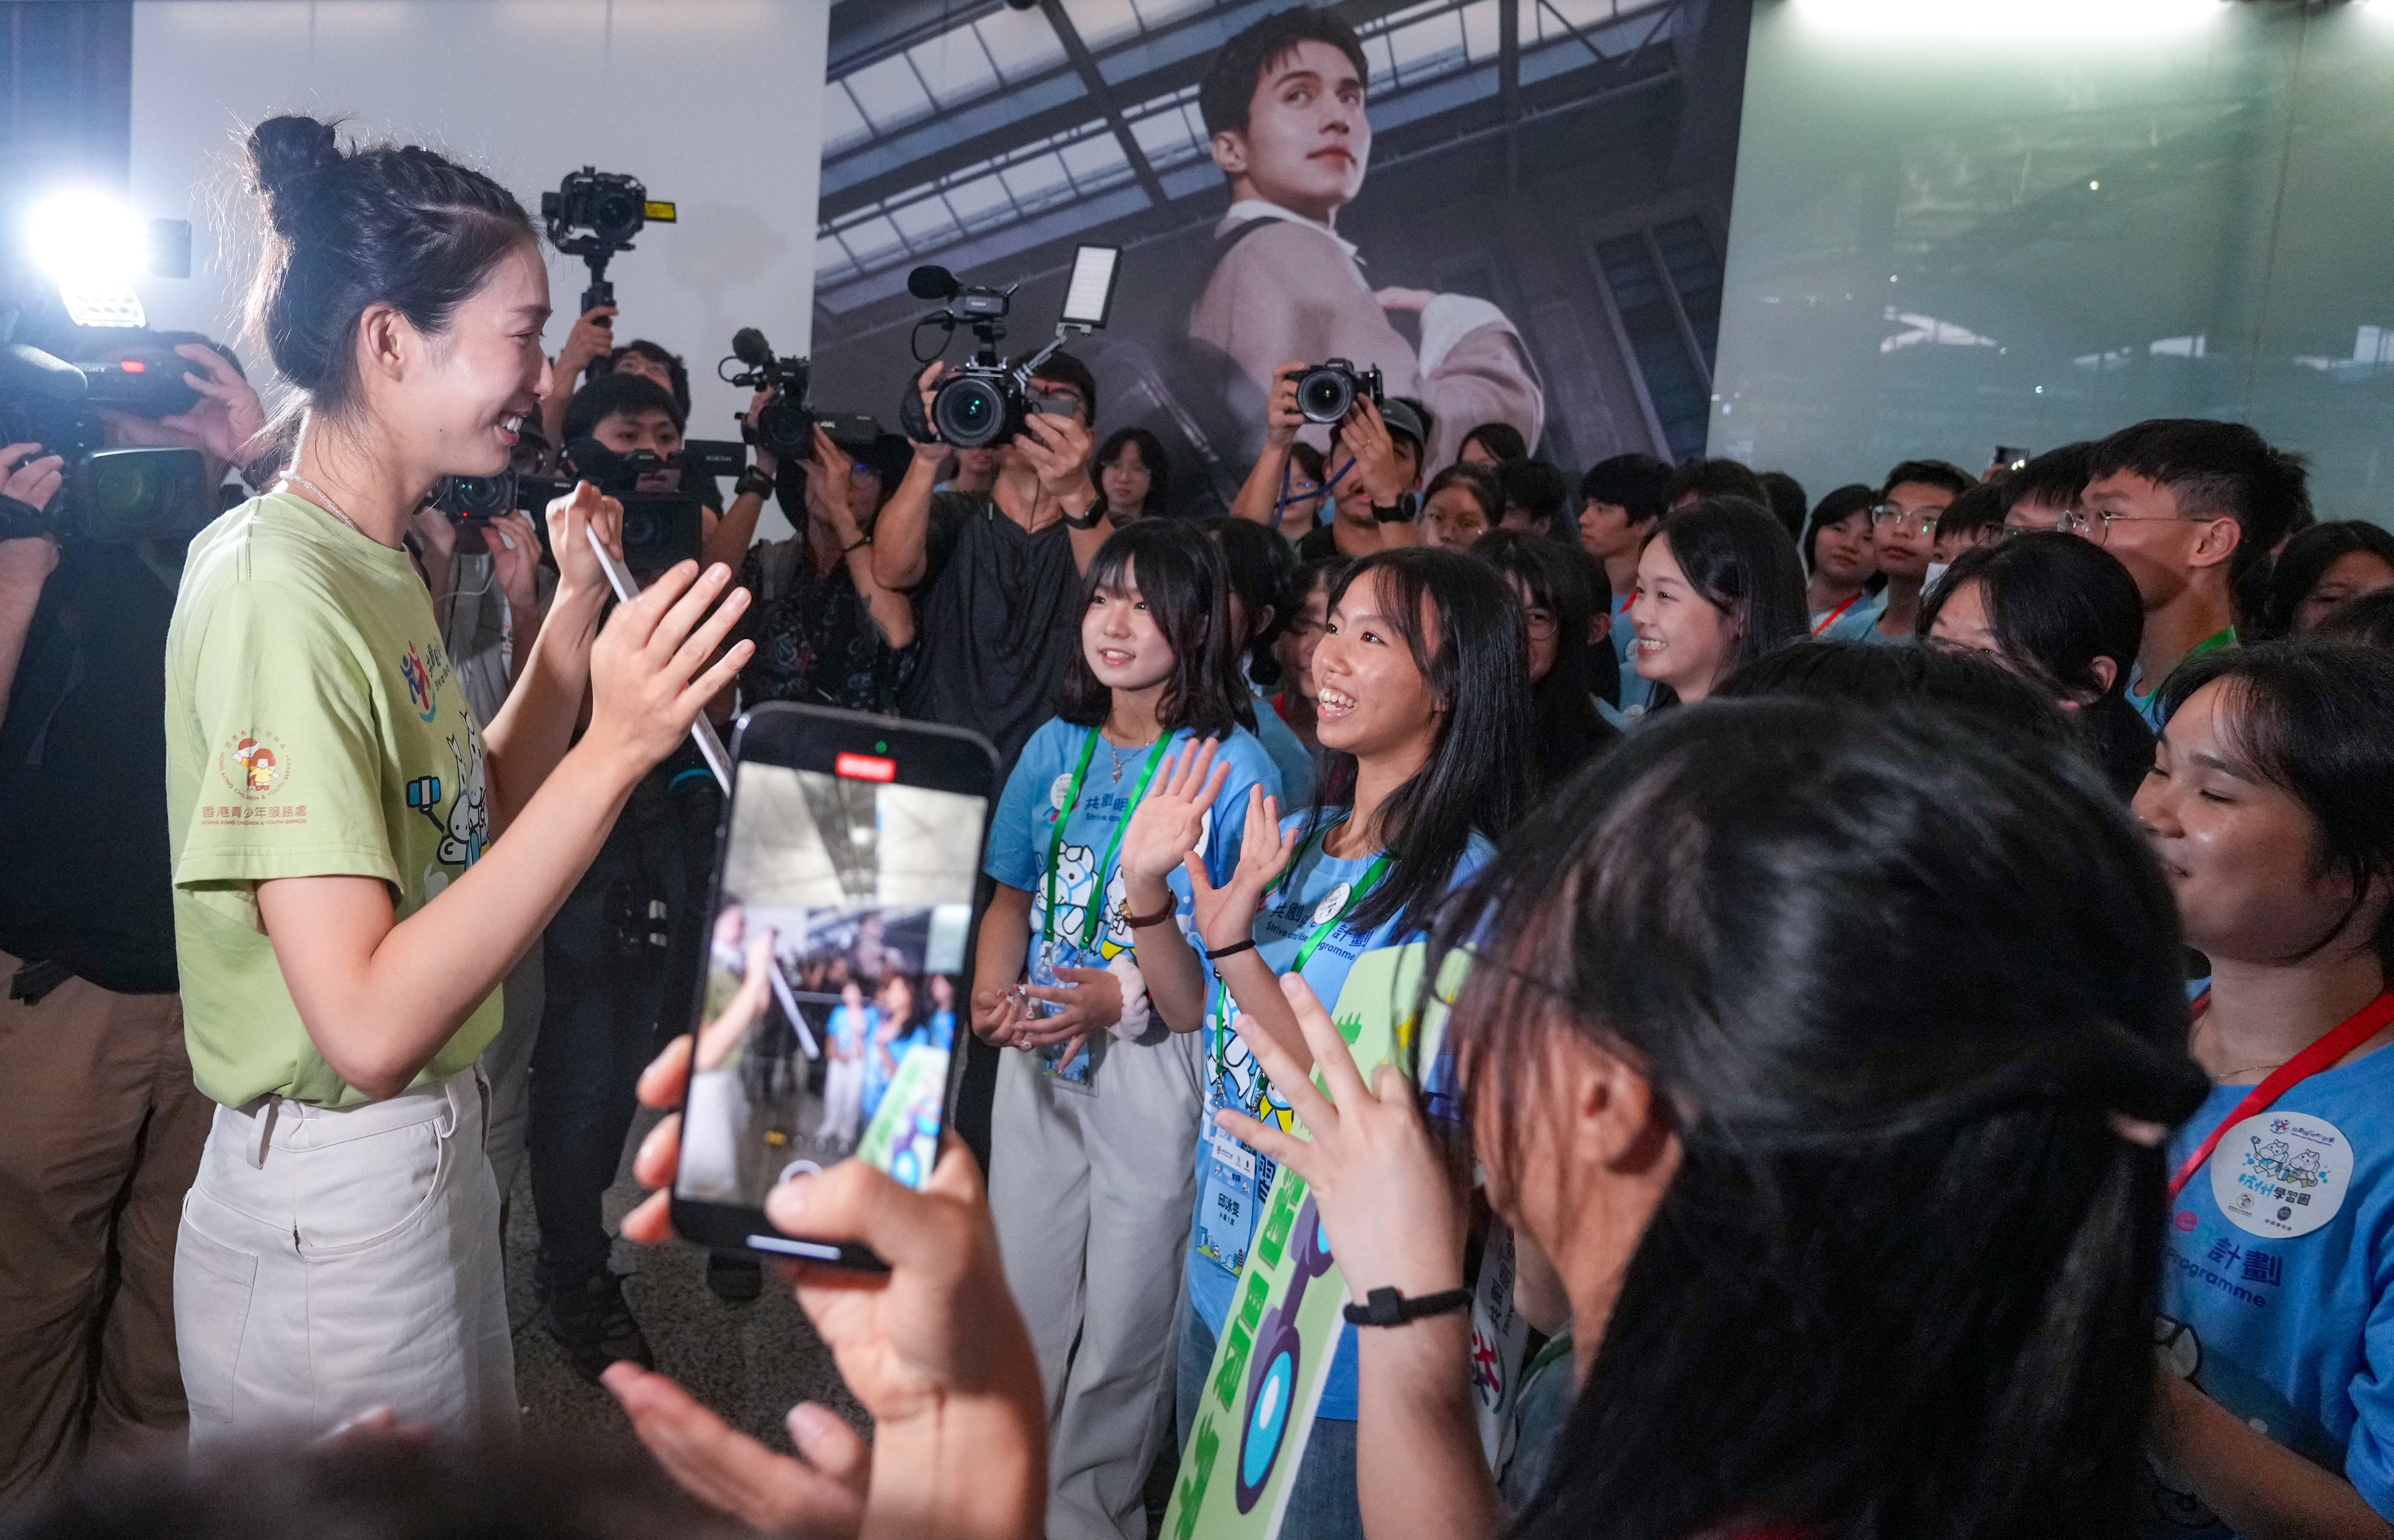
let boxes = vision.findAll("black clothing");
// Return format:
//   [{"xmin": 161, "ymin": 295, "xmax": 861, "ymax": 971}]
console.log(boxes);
[
  {"xmin": 897, "ymin": 492, "xmax": 1081, "ymax": 770},
  {"xmin": 734, "ymin": 534, "xmax": 917, "ymax": 716}
]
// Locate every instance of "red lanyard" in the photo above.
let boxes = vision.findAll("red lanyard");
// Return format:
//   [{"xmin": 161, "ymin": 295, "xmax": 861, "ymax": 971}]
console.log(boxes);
[
  {"xmin": 1811, "ymin": 592, "xmax": 1864, "ymax": 637},
  {"xmin": 2168, "ymin": 989, "xmax": 2394, "ymax": 1200}
]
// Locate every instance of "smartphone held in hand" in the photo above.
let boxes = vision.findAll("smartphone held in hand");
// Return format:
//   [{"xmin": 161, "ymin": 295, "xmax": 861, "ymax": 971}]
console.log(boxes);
[{"xmin": 669, "ymin": 702, "xmax": 997, "ymax": 1270}]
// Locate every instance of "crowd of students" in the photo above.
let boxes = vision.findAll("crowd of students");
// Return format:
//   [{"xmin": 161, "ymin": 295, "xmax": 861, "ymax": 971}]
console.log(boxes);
[{"xmin": 12, "ymin": 54, "xmax": 2394, "ymax": 1540}]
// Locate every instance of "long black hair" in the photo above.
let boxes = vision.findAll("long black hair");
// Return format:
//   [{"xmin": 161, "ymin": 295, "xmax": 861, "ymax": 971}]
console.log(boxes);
[
  {"xmin": 1202, "ymin": 516, "xmax": 1293, "ymax": 690},
  {"xmin": 1055, "ymin": 520, "xmax": 1253, "ymax": 737},
  {"xmin": 1642, "ymin": 495, "xmax": 1809, "ymax": 706},
  {"xmin": 1473, "ymin": 530, "xmax": 1612, "ymax": 790},
  {"xmin": 243, "ymin": 115, "xmax": 536, "ymax": 419},
  {"xmin": 1094, "ymin": 426, "xmax": 1170, "ymax": 522},
  {"xmin": 2259, "ymin": 520, "xmax": 2394, "ymax": 638},
  {"xmin": 1310, "ymin": 547, "xmax": 1528, "ymax": 933},
  {"xmin": 1919, "ymin": 532, "xmax": 2155, "ymax": 798},
  {"xmin": 1801, "ymin": 482, "xmax": 1877, "ymax": 576},
  {"xmin": 1716, "ymin": 638, "xmax": 2079, "ymax": 761},
  {"xmin": 2162, "ymin": 640, "xmax": 2394, "ymax": 972},
  {"xmin": 1432, "ymin": 698, "xmax": 2208, "ymax": 1540}
]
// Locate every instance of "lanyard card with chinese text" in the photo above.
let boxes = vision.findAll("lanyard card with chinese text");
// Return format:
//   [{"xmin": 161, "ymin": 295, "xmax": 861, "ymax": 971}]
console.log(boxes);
[{"xmin": 1163, "ymin": 941, "xmax": 1466, "ymax": 1540}]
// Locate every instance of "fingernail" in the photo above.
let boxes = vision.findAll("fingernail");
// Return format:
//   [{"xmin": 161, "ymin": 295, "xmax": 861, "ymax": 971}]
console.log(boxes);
[{"xmin": 636, "ymin": 1120, "xmax": 672, "ymax": 1167}]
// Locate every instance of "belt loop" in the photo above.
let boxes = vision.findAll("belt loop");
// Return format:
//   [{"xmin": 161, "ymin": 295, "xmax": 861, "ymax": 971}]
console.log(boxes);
[{"xmin": 250, "ymin": 1099, "xmax": 281, "ymax": 1169}]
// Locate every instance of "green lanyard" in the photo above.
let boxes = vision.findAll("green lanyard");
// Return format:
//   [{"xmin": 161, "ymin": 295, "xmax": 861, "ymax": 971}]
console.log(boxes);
[
  {"xmin": 1210, "ymin": 821, "xmax": 1393, "ymax": 1059},
  {"xmin": 1041, "ymin": 727, "xmax": 1175, "ymax": 949}
]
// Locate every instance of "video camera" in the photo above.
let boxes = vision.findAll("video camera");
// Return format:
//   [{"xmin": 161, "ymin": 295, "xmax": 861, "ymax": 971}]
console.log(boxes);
[
  {"xmin": 1296, "ymin": 358, "xmax": 1382, "ymax": 424},
  {"xmin": 721, "ymin": 327, "xmax": 815, "ymax": 462},
  {"xmin": 430, "ymin": 436, "xmax": 744, "ymax": 575},
  {"xmin": 0, "ymin": 316, "xmax": 216, "ymax": 545},
  {"xmin": 542, "ymin": 167, "xmax": 675, "ymax": 320},
  {"xmin": 897, "ymin": 246, "xmax": 1121, "ymax": 450}
]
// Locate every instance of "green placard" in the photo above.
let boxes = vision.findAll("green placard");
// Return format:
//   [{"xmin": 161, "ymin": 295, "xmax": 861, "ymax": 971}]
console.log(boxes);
[{"xmin": 1163, "ymin": 942, "xmax": 1458, "ymax": 1539}]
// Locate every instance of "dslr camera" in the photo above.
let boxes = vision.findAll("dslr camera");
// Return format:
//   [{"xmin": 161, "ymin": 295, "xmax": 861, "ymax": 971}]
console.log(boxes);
[
  {"xmin": 1296, "ymin": 358, "xmax": 1382, "ymax": 424},
  {"xmin": 542, "ymin": 167, "xmax": 675, "ymax": 318},
  {"xmin": 0, "ymin": 319, "xmax": 215, "ymax": 545},
  {"xmin": 897, "ymin": 246, "xmax": 1121, "ymax": 450}
]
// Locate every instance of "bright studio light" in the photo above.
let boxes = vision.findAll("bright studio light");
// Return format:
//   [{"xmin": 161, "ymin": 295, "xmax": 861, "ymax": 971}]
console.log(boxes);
[
  {"xmin": 1790, "ymin": 0, "xmax": 2227, "ymax": 40},
  {"xmin": 26, "ymin": 189, "xmax": 148, "ymax": 327}
]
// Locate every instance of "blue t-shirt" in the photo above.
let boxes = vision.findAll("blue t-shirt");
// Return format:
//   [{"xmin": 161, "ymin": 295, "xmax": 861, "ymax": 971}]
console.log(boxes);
[
  {"xmin": 984, "ymin": 719, "xmax": 1283, "ymax": 1078},
  {"xmin": 1811, "ymin": 589, "xmax": 1887, "ymax": 642},
  {"xmin": 1187, "ymin": 814, "xmax": 1497, "ymax": 1421},
  {"xmin": 827, "ymin": 1003, "xmax": 873, "ymax": 1058},
  {"xmin": 1253, "ymin": 694, "xmax": 1317, "ymax": 811},
  {"xmin": 2155, "ymin": 1038, "xmax": 2394, "ymax": 1531}
]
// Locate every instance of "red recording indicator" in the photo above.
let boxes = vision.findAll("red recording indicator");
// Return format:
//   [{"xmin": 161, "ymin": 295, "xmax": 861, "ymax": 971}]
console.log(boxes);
[
  {"xmin": 834, "ymin": 751, "xmax": 896, "ymax": 782},
  {"xmin": 119, "ymin": 360, "xmax": 147, "ymax": 372}
]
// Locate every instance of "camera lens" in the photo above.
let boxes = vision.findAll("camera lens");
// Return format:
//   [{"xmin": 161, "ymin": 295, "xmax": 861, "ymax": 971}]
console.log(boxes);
[
  {"xmin": 623, "ymin": 505, "xmax": 661, "ymax": 550},
  {"xmin": 761, "ymin": 398, "xmax": 814, "ymax": 460},
  {"xmin": 91, "ymin": 455, "xmax": 160, "ymax": 533},
  {"xmin": 932, "ymin": 375, "xmax": 1009, "ymax": 449},
  {"xmin": 452, "ymin": 474, "xmax": 512, "ymax": 518},
  {"xmin": 1297, "ymin": 367, "xmax": 1354, "ymax": 424}
]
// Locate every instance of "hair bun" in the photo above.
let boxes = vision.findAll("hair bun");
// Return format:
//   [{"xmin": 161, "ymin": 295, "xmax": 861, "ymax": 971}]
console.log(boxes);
[{"xmin": 247, "ymin": 115, "xmax": 344, "ymax": 233}]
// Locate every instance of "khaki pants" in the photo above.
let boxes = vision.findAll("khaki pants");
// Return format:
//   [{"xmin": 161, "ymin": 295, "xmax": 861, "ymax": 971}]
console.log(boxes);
[
  {"xmin": 176, "ymin": 1066, "xmax": 517, "ymax": 1452},
  {"xmin": 989, "ymin": 1031, "xmax": 1203, "ymax": 1540},
  {"xmin": 0, "ymin": 949, "xmax": 212, "ymax": 1498}
]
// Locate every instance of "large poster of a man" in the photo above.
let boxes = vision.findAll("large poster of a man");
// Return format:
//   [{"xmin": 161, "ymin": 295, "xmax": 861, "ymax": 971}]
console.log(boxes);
[{"xmin": 1187, "ymin": 10, "xmax": 1544, "ymax": 474}]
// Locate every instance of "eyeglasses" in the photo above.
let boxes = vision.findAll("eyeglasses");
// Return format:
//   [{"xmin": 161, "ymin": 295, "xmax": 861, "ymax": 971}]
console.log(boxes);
[
  {"xmin": 1870, "ymin": 504, "xmax": 1941, "ymax": 537},
  {"xmin": 2055, "ymin": 507, "xmax": 2195, "ymax": 545}
]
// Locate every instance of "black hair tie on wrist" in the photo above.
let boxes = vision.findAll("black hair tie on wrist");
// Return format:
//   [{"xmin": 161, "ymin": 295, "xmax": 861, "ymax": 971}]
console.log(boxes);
[
  {"xmin": 1343, "ymin": 1286, "xmax": 1472, "ymax": 1328},
  {"xmin": 1203, "ymin": 938, "xmax": 1257, "ymax": 961}
]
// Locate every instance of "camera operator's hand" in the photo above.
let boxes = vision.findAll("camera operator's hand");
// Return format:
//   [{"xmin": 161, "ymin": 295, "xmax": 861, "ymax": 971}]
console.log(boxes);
[
  {"xmin": 1018, "ymin": 412, "xmax": 1096, "ymax": 507},
  {"xmin": 800, "ymin": 425, "xmax": 854, "ymax": 534},
  {"xmin": 908, "ymin": 362, "xmax": 948, "ymax": 464},
  {"xmin": 555, "ymin": 305, "xmax": 619, "ymax": 385},
  {"xmin": 157, "ymin": 342, "xmax": 269, "ymax": 468},
  {"xmin": 744, "ymin": 389, "xmax": 782, "ymax": 479},
  {"xmin": 485, "ymin": 510, "xmax": 543, "ymax": 619},
  {"xmin": 1264, "ymin": 361, "xmax": 1308, "ymax": 451},
  {"xmin": 1341, "ymin": 396, "xmax": 1409, "ymax": 507},
  {"xmin": 544, "ymin": 481, "xmax": 624, "ymax": 603},
  {"xmin": 1, "ymin": 443, "xmax": 65, "ymax": 515},
  {"xmin": 583, "ymin": 558, "xmax": 754, "ymax": 782},
  {"xmin": 614, "ymin": 1035, "xmax": 1048, "ymax": 1540}
]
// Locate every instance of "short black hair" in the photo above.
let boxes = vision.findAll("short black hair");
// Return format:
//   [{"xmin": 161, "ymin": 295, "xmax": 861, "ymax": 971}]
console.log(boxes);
[
  {"xmin": 2002, "ymin": 442, "xmax": 2094, "ymax": 513},
  {"xmin": 1664, "ymin": 457, "xmax": 1766, "ymax": 509},
  {"xmin": 593, "ymin": 338, "xmax": 693, "ymax": 418},
  {"xmin": 1030, "ymin": 348, "xmax": 1099, "ymax": 425},
  {"xmin": 1716, "ymin": 639, "xmax": 2078, "ymax": 759},
  {"xmin": 564, "ymin": 370, "xmax": 683, "ymax": 442},
  {"xmin": 1578, "ymin": 453, "xmax": 1670, "ymax": 524},
  {"xmin": 1462, "ymin": 422, "xmax": 1529, "ymax": 464},
  {"xmin": 1200, "ymin": 8, "xmax": 1371, "ymax": 139},
  {"xmin": 1756, "ymin": 470, "xmax": 1808, "ymax": 542},
  {"xmin": 1934, "ymin": 482, "xmax": 2008, "ymax": 545},
  {"xmin": 1497, "ymin": 458, "xmax": 1570, "ymax": 526},
  {"xmin": 1801, "ymin": 482, "xmax": 1877, "ymax": 574},
  {"xmin": 2086, "ymin": 418, "xmax": 2309, "ymax": 553},
  {"xmin": 1880, "ymin": 459, "xmax": 1975, "ymax": 501},
  {"xmin": 1095, "ymin": 425, "xmax": 1170, "ymax": 519}
]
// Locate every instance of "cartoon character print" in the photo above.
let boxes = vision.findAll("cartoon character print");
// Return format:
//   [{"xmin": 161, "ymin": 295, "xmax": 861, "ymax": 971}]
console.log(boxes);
[
  {"xmin": 436, "ymin": 726, "xmax": 489, "ymax": 868},
  {"xmin": 2247, "ymin": 1135, "xmax": 2326, "ymax": 1189},
  {"xmin": 399, "ymin": 641, "xmax": 438, "ymax": 722},
  {"xmin": 233, "ymin": 737, "xmax": 279, "ymax": 792}
]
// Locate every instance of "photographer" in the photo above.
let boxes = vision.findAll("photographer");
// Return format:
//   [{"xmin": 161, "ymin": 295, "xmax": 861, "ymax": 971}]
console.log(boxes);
[
  {"xmin": 872, "ymin": 350, "xmax": 1112, "ymax": 771},
  {"xmin": 1231, "ymin": 361, "xmax": 1428, "ymax": 557},
  {"xmin": 0, "ymin": 338, "xmax": 261, "ymax": 1495}
]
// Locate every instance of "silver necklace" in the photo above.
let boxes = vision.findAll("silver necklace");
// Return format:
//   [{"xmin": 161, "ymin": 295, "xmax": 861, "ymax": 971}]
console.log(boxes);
[{"xmin": 277, "ymin": 471, "xmax": 365, "ymax": 536}]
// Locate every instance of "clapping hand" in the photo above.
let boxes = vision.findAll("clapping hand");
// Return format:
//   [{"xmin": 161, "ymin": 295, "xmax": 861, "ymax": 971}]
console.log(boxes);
[{"xmin": 1187, "ymin": 784, "xmax": 1298, "ymax": 953}]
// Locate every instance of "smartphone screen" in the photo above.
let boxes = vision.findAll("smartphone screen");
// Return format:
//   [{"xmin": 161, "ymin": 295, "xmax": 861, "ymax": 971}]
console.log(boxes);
[{"xmin": 673, "ymin": 717, "xmax": 990, "ymax": 1263}]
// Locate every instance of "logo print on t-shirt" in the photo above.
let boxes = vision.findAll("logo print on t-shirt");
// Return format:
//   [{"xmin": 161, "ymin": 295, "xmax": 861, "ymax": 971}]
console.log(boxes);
[
  {"xmin": 216, "ymin": 731, "xmax": 291, "ymax": 798},
  {"xmin": 399, "ymin": 641, "xmax": 438, "ymax": 722},
  {"xmin": 2212, "ymin": 1111, "xmax": 2353, "ymax": 1239}
]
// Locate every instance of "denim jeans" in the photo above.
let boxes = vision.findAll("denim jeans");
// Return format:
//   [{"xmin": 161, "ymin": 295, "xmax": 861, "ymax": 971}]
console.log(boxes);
[{"xmin": 1175, "ymin": 1304, "xmax": 1363, "ymax": 1540}]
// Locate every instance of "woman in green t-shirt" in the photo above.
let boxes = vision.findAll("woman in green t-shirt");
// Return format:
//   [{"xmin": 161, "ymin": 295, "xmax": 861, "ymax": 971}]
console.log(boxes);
[{"xmin": 165, "ymin": 115, "xmax": 752, "ymax": 1447}]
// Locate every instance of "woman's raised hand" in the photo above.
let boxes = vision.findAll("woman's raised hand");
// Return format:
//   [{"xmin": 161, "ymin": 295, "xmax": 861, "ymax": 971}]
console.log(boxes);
[
  {"xmin": 584, "ymin": 555, "xmax": 754, "ymax": 781},
  {"xmin": 1187, "ymin": 784, "xmax": 1296, "ymax": 952},
  {"xmin": 1120, "ymin": 740, "xmax": 1230, "ymax": 881}
]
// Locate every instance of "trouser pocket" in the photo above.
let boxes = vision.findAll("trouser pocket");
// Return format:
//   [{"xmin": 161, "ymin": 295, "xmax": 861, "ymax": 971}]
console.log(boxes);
[{"xmin": 172, "ymin": 1195, "xmax": 258, "ymax": 1425}]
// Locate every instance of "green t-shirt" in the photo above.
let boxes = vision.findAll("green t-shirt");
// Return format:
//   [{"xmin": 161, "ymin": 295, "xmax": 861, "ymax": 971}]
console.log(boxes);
[{"xmin": 165, "ymin": 493, "xmax": 502, "ymax": 1108}]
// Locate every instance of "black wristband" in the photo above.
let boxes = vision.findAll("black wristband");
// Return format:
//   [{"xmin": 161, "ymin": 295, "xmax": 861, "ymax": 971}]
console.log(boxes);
[
  {"xmin": 1203, "ymin": 938, "xmax": 1257, "ymax": 961},
  {"xmin": 735, "ymin": 467, "xmax": 776, "ymax": 500},
  {"xmin": 1370, "ymin": 492, "xmax": 1418, "ymax": 524},
  {"xmin": 1342, "ymin": 1285, "xmax": 1472, "ymax": 1328},
  {"xmin": 1061, "ymin": 504, "xmax": 1105, "ymax": 531}
]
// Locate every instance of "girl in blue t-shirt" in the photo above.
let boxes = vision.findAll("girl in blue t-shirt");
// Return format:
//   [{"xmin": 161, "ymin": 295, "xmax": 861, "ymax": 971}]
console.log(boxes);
[
  {"xmin": 972, "ymin": 520, "xmax": 1282, "ymax": 1540},
  {"xmin": 1118, "ymin": 546, "xmax": 1531, "ymax": 1540},
  {"xmin": 2137, "ymin": 642, "xmax": 2394, "ymax": 1536}
]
